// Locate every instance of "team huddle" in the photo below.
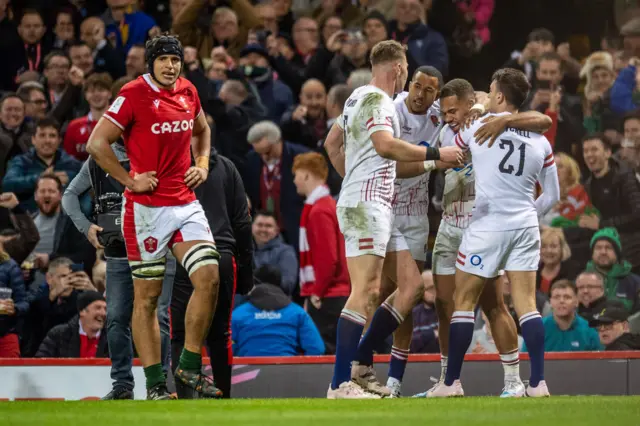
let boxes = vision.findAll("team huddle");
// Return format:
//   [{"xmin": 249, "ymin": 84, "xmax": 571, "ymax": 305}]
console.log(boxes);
[{"xmin": 324, "ymin": 40, "xmax": 560, "ymax": 399}]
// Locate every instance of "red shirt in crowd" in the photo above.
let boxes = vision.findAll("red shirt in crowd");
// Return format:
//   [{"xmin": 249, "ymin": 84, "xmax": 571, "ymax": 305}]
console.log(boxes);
[
  {"xmin": 103, "ymin": 74, "xmax": 201, "ymax": 207},
  {"xmin": 79, "ymin": 323, "xmax": 100, "ymax": 358},
  {"xmin": 63, "ymin": 112, "xmax": 98, "ymax": 161},
  {"xmin": 299, "ymin": 189, "xmax": 350, "ymax": 298}
]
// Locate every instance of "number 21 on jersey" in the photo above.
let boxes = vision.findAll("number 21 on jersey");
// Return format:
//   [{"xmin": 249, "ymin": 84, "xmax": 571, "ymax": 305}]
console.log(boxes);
[{"xmin": 498, "ymin": 139, "xmax": 525, "ymax": 176}]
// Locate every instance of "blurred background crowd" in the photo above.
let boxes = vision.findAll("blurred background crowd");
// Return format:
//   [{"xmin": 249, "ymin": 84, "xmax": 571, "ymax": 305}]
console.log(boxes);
[{"xmin": 1, "ymin": 0, "xmax": 640, "ymax": 361}]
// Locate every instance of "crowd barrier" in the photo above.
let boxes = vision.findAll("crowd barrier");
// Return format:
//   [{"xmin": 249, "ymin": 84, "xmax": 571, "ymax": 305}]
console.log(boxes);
[{"xmin": 1, "ymin": 352, "xmax": 639, "ymax": 400}]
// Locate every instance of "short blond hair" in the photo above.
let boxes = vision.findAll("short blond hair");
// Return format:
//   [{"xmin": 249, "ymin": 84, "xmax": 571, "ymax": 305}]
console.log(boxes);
[
  {"xmin": 541, "ymin": 227, "xmax": 572, "ymax": 262},
  {"xmin": 370, "ymin": 40, "xmax": 406, "ymax": 66},
  {"xmin": 555, "ymin": 152, "xmax": 581, "ymax": 189},
  {"xmin": 292, "ymin": 152, "xmax": 328, "ymax": 181}
]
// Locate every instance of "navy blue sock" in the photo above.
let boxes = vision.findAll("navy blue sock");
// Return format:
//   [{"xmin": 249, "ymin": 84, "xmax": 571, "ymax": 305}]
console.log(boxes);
[
  {"xmin": 388, "ymin": 346, "xmax": 410, "ymax": 382},
  {"xmin": 355, "ymin": 302, "xmax": 404, "ymax": 366},
  {"xmin": 519, "ymin": 312, "xmax": 545, "ymax": 387},
  {"xmin": 331, "ymin": 309, "xmax": 366, "ymax": 390},
  {"xmin": 444, "ymin": 311, "xmax": 475, "ymax": 386}
]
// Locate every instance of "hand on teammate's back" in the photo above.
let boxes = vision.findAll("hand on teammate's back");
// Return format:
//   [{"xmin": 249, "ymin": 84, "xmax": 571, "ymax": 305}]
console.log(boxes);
[
  {"xmin": 184, "ymin": 166, "xmax": 207, "ymax": 189},
  {"xmin": 130, "ymin": 171, "xmax": 159, "ymax": 193},
  {"xmin": 439, "ymin": 146, "xmax": 464, "ymax": 166},
  {"xmin": 463, "ymin": 108, "xmax": 484, "ymax": 130}
]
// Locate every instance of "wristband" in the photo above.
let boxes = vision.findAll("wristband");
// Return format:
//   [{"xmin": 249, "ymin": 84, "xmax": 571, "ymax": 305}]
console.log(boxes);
[
  {"xmin": 423, "ymin": 160, "xmax": 436, "ymax": 172},
  {"xmin": 471, "ymin": 103, "xmax": 485, "ymax": 114},
  {"xmin": 196, "ymin": 156, "xmax": 210, "ymax": 170},
  {"xmin": 426, "ymin": 147, "xmax": 440, "ymax": 161}
]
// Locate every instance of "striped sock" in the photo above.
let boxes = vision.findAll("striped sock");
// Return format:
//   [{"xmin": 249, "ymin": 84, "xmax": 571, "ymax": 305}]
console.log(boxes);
[
  {"xmin": 388, "ymin": 346, "xmax": 410, "ymax": 382},
  {"xmin": 444, "ymin": 311, "xmax": 475, "ymax": 386},
  {"xmin": 519, "ymin": 311, "xmax": 544, "ymax": 387},
  {"xmin": 500, "ymin": 349, "xmax": 520, "ymax": 381},
  {"xmin": 331, "ymin": 309, "xmax": 366, "ymax": 390},
  {"xmin": 355, "ymin": 301, "xmax": 404, "ymax": 366}
]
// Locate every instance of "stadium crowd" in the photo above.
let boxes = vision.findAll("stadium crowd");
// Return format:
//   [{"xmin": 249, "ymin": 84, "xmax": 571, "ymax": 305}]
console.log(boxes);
[{"xmin": 1, "ymin": 0, "xmax": 640, "ymax": 370}]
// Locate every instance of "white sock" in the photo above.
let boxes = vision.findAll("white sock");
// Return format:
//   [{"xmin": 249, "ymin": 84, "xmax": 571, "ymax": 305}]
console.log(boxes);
[
  {"xmin": 387, "ymin": 377, "xmax": 401, "ymax": 389},
  {"xmin": 440, "ymin": 355, "xmax": 448, "ymax": 381},
  {"xmin": 500, "ymin": 350, "xmax": 520, "ymax": 381}
]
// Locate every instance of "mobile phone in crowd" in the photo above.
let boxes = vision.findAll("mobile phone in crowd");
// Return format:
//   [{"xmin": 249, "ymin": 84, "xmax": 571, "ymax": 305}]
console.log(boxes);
[{"xmin": 71, "ymin": 263, "xmax": 84, "ymax": 273}]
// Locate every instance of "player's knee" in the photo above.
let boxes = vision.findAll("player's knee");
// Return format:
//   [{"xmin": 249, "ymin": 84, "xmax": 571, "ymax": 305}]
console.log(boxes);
[
  {"xmin": 181, "ymin": 243, "xmax": 220, "ymax": 281},
  {"xmin": 134, "ymin": 292, "xmax": 161, "ymax": 313},
  {"xmin": 365, "ymin": 286, "xmax": 381, "ymax": 314}
]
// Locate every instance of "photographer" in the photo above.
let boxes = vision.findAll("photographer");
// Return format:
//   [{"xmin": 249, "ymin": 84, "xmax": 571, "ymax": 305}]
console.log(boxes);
[{"xmin": 61, "ymin": 138, "xmax": 175, "ymax": 400}]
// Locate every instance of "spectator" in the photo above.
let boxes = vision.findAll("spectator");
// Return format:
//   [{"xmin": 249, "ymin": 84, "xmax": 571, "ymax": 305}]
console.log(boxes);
[
  {"xmin": 252, "ymin": 211, "xmax": 298, "ymax": 296},
  {"xmin": 610, "ymin": 57, "xmax": 640, "ymax": 115},
  {"xmin": 293, "ymin": 152, "xmax": 349, "ymax": 354},
  {"xmin": 237, "ymin": 44, "xmax": 294, "ymax": 123},
  {"xmin": 102, "ymin": 0, "xmax": 159, "ymax": 56},
  {"xmin": 347, "ymin": 68, "xmax": 373, "ymax": 90},
  {"xmin": 42, "ymin": 51, "xmax": 72, "ymax": 109},
  {"xmin": 0, "ymin": 94, "xmax": 33, "ymax": 179},
  {"xmin": 3, "ymin": 9, "xmax": 51, "ymax": 91},
  {"xmin": 618, "ymin": 111, "xmax": 640, "ymax": 171},
  {"xmin": 536, "ymin": 227, "xmax": 580, "ymax": 295},
  {"xmin": 231, "ymin": 265, "xmax": 325, "ymax": 356},
  {"xmin": 320, "ymin": 16, "xmax": 342, "ymax": 46},
  {"xmin": 410, "ymin": 270, "xmax": 440, "ymax": 354},
  {"xmin": 280, "ymin": 78, "xmax": 328, "ymax": 150},
  {"xmin": 523, "ymin": 280, "xmax": 602, "ymax": 352},
  {"xmin": 576, "ymin": 271, "xmax": 608, "ymax": 323},
  {"xmin": 69, "ymin": 42, "xmax": 95, "ymax": 76},
  {"xmin": 0, "ymin": 192, "xmax": 39, "ymax": 265},
  {"xmin": 172, "ymin": 0, "xmax": 260, "ymax": 61},
  {"xmin": 469, "ymin": 311, "xmax": 524, "ymax": 354},
  {"xmin": 25, "ymin": 257, "xmax": 97, "ymax": 355},
  {"xmin": 388, "ymin": 0, "xmax": 449, "ymax": 78},
  {"xmin": 255, "ymin": 3, "xmax": 279, "ymax": 36},
  {"xmin": 313, "ymin": 0, "xmax": 363, "ymax": 29},
  {"xmin": 540, "ymin": 153, "xmax": 591, "ymax": 227},
  {"xmin": 79, "ymin": 17, "xmax": 126, "ymax": 79},
  {"xmin": 3, "ymin": 118, "xmax": 81, "ymax": 212},
  {"xmin": 273, "ymin": 0, "xmax": 295, "ymax": 34},
  {"xmin": 524, "ymin": 52, "xmax": 584, "ymax": 155},
  {"xmin": 308, "ymin": 30, "xmax": 370, "ymax": 90},
  {"xmin": 454, "ymin": 0, "xmax": 495, "ymax": 52},
  {"xmin": 64, "ymin": 73, "xmax": 113, "ymax": 161},
  {"xmin": 0, "ymin": 242, "xmax": 29, "ymax": 357},
  {"xmin": 17, "ymin": 82, "xmax": 48, "ymax": 122},
  {"xmin": 363, "ymin": 11, "xmax": 389, "ymax": 52},
  {"xmin": 125, "ymin": 44, "xmax": 146, "ymax": 78},
  {"xmin": 585, "ymin": 228, "xmax": 640, "ymax": 313},
  {"xmin": 590, "ymin": 300, "xmax": 640, "ymax": 350},
  {"xmin": 581, "ymin": 51, "xmax": 617, "ymax": 134},
  {"xmin": 501, "ymin": 272, "xmax": 551, "ymax": 333},
  {"xmin": 244, "ymin": 120, "xmax": 308, "ymax": 248},
  {"xmin": 52, "ymin": 9, "xmax": 76, "ymax": 51},
  {"xmin": 322, "ymin": 84, "xmax": 350, "ymax": 195},
  {"xmin": 35, "ymin": 291, "xmax": 108, "ymax": 358},
  {"xmin": 582, "ymin": 134, "xmax": 640, "ymax": 272}
]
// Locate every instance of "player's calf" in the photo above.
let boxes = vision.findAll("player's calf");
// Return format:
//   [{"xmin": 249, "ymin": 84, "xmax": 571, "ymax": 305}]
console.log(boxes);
[{"xmin": 433, "ymin": 273, "xmax": 456, "ymax": 382}]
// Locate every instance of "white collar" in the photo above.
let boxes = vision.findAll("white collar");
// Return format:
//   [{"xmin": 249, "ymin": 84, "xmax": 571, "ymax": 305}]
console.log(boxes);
[{"xmin": 305, "ymin": 185, "xmax": 330, "ymax": 205}]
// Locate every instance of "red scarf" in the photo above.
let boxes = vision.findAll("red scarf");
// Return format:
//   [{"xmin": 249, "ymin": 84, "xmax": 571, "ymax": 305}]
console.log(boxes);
[{"xmin": 299, "ymin": 185, "xmax": 331, "ymax": 293}]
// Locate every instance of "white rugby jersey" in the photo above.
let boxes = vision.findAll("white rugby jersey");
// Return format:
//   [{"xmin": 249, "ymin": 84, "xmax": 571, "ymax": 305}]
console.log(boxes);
[
  {"xmin": 438, "ymin": 124, "xmax": 476, "ymax": 228},
  {"xmin": 457, "ymin": 112, "xmax": 555, "ymax": 231},
  {"xmin": 391, "ymin": 93, "xmax": 442, "ymax": 216},
  {"xmin": 336, "ymin": 85, "xmax": 400, "ymax": 208}
]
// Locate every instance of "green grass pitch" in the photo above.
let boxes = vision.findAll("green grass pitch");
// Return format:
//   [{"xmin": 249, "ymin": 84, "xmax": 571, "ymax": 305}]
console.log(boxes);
[{"xmin": 3, "ymin": 397, "xmax": 640, "ymax": 426}]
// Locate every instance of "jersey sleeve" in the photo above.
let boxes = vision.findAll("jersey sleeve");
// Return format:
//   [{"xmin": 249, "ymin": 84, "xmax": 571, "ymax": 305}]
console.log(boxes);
[
  {"xmin": 535, "ymin": 138, "xmax": 560, "ymax": 217},
  {"xmin": 103, "ymin": 85, "xmax": 135, "ymax": 131},
  {"xmin": 365, "ymin": 95, "xmax": 395, "ymax": 138},
  {"xmin": 335, "ymin": 113, "xmax": 344, "ymax": 130},
  {"xmin": 455, "ymin": 126, "xmax": 473, "ymax": 152}
]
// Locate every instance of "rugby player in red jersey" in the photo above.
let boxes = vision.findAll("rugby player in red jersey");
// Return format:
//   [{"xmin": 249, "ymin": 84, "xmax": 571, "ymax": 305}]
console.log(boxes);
[{"xmin": 87, "ymin": 35, "xmax": 221, "ymax": 400}]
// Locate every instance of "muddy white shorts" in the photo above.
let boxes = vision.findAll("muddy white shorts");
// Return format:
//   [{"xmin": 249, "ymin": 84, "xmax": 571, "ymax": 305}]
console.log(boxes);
[
  {"xmin": 386, "ymin": 214, "xmax": 429, "ymax": 262},
  {"xmin": 337, "ymin": 202, "xmax": 393, "ymax": 258},
  {"xmin": 456, "ymin": 226, "xmax": 540, "ymax": 279},
  {"xmin": 432, "ymin": 220, "xmax": 465, "ymax": 276},
  {"xmin": 122, "ymin": 198, "xmax": 214, "ymax": 262}
]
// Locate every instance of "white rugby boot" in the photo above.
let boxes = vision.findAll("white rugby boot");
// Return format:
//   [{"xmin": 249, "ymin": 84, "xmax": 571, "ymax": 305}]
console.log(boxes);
[
  {"xmin": 500, "ymin": 378, "xmax": 526, "ymax": 398},
  {"xmin": 351, "ymin": 362, "xmax": 391, "ymax": 397},
  {"xmin": 525, "ymin": 380, "xmax": 550, "ymax": 398},
  {"xmin": 327, "ymin": 381, "xmax": 381, "ymax": 399},
  {"xmin": 386, "ymin": 378, "xmax": 402, "ymax": 398},
  {"xmin": 425, "ymin": 379, "xmax": 464, "ymax": 398}
]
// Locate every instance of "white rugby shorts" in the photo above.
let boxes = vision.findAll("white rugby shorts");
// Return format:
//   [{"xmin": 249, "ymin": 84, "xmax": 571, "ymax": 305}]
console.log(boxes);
[
  {"xmin": 432, "ymin": 220, "xmax": 464, "ymax": 276},
  {"xmin": 122, "ymin": 198, "xmax": 214, "ymax": 262},
  {"xmin": 337, "ymin": 202, "xmax": 392, "ymax": 258},
  {"xmin": 386, "ymin": 214, "xmax": 429, "ymax": 262},
  {"xmin": 456, "ymin": 226, "xmax": 540, "ymax": 278}
]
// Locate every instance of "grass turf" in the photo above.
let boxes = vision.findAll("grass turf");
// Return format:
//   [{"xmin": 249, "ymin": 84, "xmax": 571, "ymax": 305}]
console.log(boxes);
[{"xmin": 3, "ymin": 397, "xmax": 640, "ymax": 426}]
